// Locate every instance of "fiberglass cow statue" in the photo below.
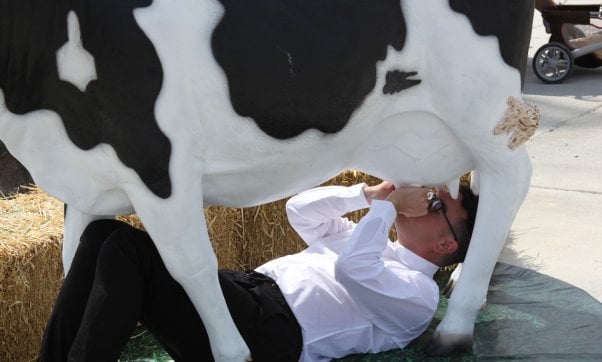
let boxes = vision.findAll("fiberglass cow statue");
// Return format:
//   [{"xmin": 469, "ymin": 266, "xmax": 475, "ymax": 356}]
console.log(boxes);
[{"xmin": 0, "ymin": 0, "xmax": 539, "ymax": 360}]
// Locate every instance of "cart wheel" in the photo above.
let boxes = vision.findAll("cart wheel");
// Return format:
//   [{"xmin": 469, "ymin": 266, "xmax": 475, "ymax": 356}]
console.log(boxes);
[{"xmin": 532, "ymin": 42, "xmax": 573, "ymax": 84}]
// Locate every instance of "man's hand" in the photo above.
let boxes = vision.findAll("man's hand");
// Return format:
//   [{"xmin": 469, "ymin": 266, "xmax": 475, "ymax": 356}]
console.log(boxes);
[
  {"xmin": 363, "ymin": 181, "xmax": 396, "ymax": 204},
  {"xmin": 385, "ymin": 186, "xmax": 430, "ymax": 217},
  {"xmin": 364, "ymin": 182, "xmax": 430, "ymax": 217}
]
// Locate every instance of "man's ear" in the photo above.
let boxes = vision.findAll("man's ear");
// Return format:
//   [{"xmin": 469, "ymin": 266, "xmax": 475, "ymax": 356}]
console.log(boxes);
[{"xmin": 434, "ymin": 238, "xmax": 458, "ymax": 255}]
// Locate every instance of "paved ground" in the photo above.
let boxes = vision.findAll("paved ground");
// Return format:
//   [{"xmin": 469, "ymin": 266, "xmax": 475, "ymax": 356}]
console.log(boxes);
[{"xmin": 498, "ymin": 1, "xmax": 602, "ymax": 302}]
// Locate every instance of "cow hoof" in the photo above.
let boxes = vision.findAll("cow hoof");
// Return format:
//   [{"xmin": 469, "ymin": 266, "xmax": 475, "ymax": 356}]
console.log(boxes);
[{"xmin": 425, "ymin": 331, "xmax": 472, "ymax": 356}]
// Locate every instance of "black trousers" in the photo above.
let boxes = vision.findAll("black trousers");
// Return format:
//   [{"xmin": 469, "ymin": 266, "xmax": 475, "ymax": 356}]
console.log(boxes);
[{"xmin": 39, "ymin": 219, "xmax": 302, "ymax": 361}]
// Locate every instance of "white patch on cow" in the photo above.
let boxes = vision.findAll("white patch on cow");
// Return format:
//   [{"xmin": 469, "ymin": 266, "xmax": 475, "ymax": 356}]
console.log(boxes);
[{"xmin": 56, "ymin": 11, "xmax": 97, "ymax": 92}]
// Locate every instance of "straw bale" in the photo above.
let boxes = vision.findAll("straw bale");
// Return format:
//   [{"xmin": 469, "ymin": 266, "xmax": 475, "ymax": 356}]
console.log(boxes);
[{"xmin": 0, "ymin": 186, "xmax": 64, "ymax": 362}]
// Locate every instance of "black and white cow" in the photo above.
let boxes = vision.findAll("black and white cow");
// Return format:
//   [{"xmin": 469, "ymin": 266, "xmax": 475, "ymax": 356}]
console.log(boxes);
[{"xmin": 0, "ymin": 0, "xmax": 537, "ymax": 360}]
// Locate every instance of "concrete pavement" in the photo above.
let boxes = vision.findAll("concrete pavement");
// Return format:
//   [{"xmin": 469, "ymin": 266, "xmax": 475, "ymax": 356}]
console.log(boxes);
[{"xmin": 498, "ymin": 1, "xmax": 602, "ymax": 302}]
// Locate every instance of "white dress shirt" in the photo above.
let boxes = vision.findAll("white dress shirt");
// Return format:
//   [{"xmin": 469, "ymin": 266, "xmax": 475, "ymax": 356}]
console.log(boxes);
[{"xmin": 255, "ymin": 183, "xmax": 440, "ymax": 362}]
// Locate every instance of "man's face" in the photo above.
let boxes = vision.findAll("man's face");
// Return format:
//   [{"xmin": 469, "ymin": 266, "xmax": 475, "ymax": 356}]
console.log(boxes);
[{"xmin": 395, "ymin": 190, "xmax": 468, "ymax": 248}]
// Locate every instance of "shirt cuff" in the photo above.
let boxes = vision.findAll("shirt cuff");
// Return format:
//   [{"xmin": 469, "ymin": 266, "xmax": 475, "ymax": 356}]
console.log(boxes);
[{"xmin": 344, "ymin": 183, "xmax": 370, "ymax": 212}]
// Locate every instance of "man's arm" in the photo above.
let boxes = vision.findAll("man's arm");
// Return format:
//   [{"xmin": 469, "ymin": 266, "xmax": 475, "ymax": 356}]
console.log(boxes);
[
  {"xmin": 334, "ymin": 187, "xmax": 438, "ymax": 338},
  {"xmin": 286, "ymin": 183, "xmax": 370, "ymax": 246}
]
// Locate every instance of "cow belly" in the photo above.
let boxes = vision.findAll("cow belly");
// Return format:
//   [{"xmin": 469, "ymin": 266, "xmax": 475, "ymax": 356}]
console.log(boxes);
[{"xmin": 198, "ymin": 110, "xmax": 474, "ymax": 208}]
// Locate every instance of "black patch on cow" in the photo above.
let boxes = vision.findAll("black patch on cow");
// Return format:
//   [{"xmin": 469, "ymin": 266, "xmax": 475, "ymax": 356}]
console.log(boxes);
[
  {"xmin": 383, "ymin": 70, "xmax": 421, "ymax": 95},
  {"xmin": 0, "ymin": 0, "xmax": 172, "ymax": 198},
  {"xmin": 448, "ymin": 0, "xmax": 535, "ymax": 88},
  {"xmin": 212, "ymin": 0, "xmax": 407, "ymax": 139}
]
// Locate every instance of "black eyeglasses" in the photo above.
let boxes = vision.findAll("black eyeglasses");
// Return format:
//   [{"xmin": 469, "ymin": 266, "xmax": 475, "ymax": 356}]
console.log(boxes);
[{"xmin": 428, "ymin": 195, "xmax": 458, "ymax": 241}]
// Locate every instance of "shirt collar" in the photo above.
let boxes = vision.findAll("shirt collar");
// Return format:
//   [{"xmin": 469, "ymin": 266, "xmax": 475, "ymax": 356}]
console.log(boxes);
[{"xmin": 393, "ymin": 244, "xmax": 439, "ymax": 278}]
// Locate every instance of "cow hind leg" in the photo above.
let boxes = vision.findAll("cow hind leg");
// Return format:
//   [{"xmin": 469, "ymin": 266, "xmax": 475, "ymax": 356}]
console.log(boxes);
[
  {"xmin": 427, "ymin": 147, "xmax": 532, "ymax": 355},
  {"xmin": 125, "ymin": 179, "xmax": 251, "ymax": 362}
]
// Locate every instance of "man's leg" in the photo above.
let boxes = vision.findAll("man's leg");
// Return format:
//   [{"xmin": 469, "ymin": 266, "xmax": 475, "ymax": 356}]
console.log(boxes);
[
  {"xmin": 43, "ymin": 219, "xmax": 301, "ymax": 361},
  {"xmin": 65, "ymin": 224, "xmax": 155, "ymax": 361},
  {"xmin": 39, "ymin": 219, "xmax": 131, "ymax": 361}
]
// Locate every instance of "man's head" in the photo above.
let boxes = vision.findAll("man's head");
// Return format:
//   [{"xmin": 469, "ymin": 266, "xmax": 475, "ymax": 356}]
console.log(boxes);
[{"xmin": 395, "ymin": 182, "xmax": 478, "ymax": 267}]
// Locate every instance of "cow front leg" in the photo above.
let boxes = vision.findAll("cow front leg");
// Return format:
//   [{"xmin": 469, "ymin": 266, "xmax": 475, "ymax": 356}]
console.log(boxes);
[
  {"xmin": 427, "ymin": 149, "xmax": 532, "ymax": 355},
  {"xmin": 63, "ymin": 206, "xmax": 111, "ymax": 274},
  {"xmin": 127, "ymin": 184, "xmax": 251, "ymax": 362}
]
